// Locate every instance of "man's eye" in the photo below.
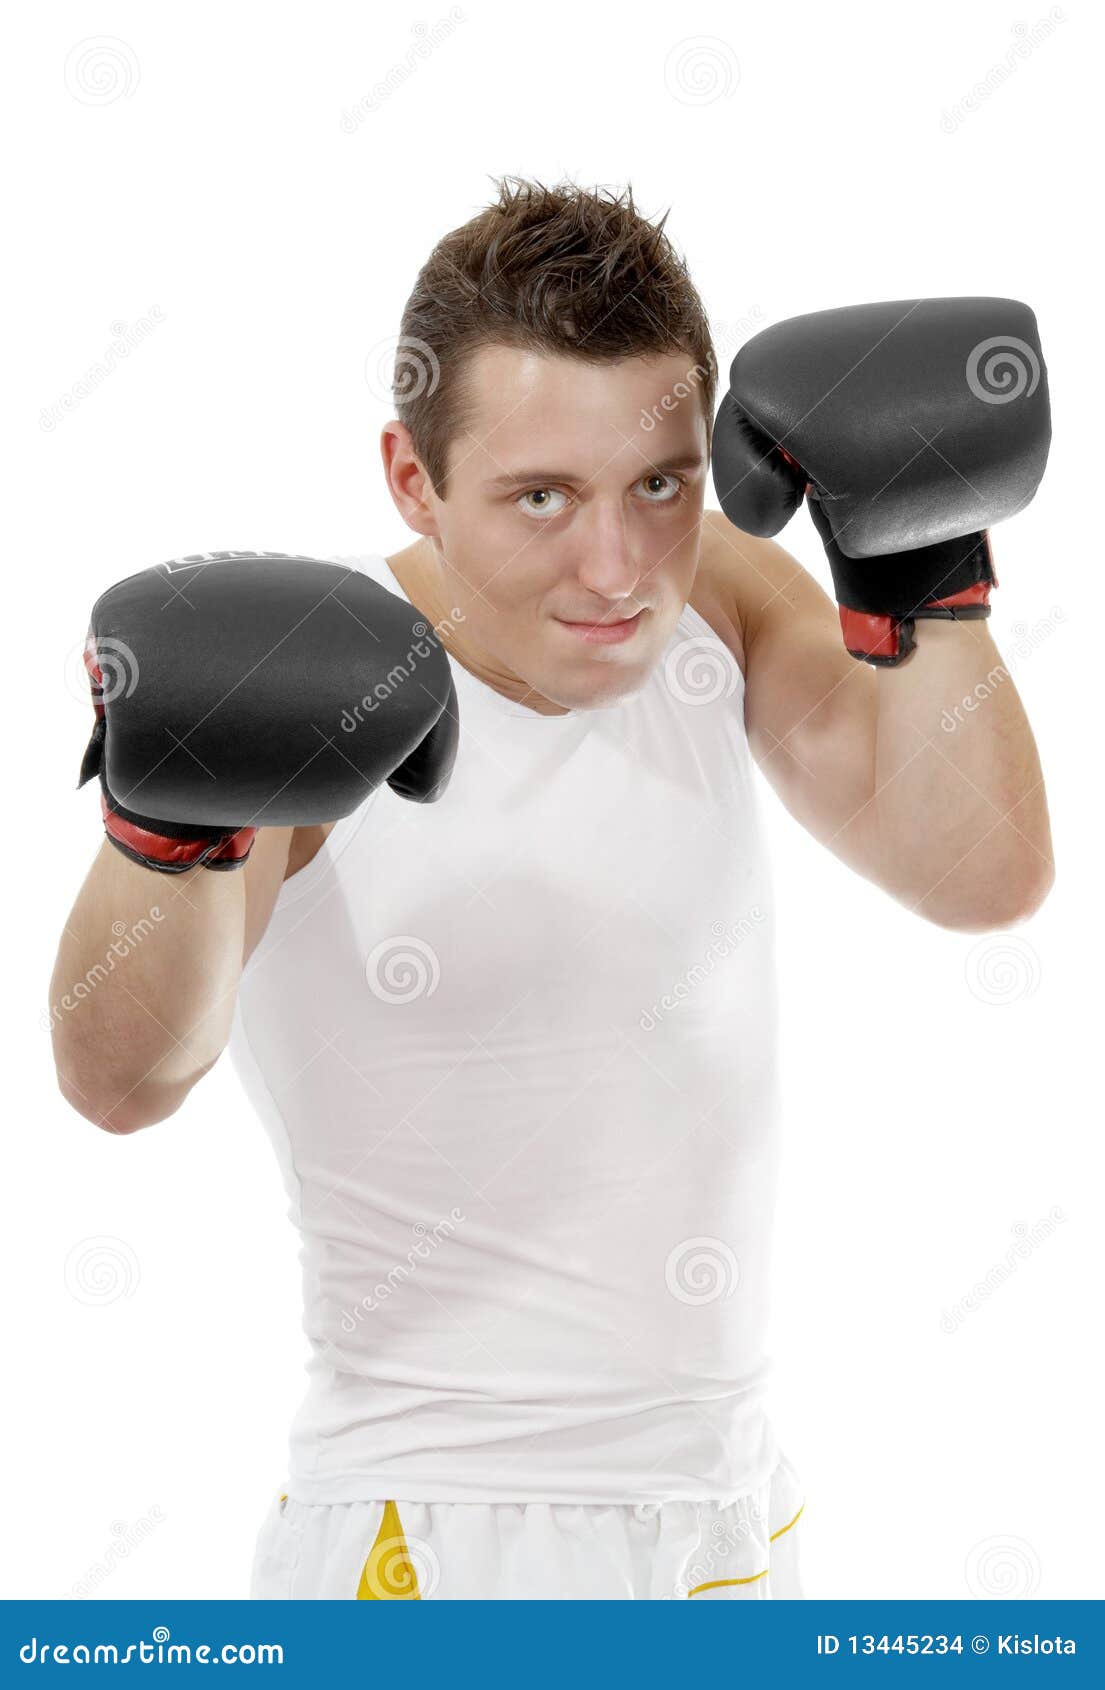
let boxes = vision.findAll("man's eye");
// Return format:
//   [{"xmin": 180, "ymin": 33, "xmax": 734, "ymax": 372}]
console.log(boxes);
[
  {"xmin": 517, "ymin": 488, "xmax": 569, "ymax": 518},
  {"xmin": 637, "ymin": 473, "xmax": 681, "ymax": 503}
]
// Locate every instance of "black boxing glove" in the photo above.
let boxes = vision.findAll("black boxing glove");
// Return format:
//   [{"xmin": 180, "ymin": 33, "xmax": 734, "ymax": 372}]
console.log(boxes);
[
  {"xmin": 711, "ymin": 298, "xmax": 1051, "ymax": 664},
  {"xmin": 78, "ymin": 551, "xmax": 458, "ymax": 872}
]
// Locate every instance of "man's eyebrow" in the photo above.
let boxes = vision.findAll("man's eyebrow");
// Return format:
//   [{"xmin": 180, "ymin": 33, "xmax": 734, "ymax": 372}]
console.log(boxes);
[{"xmin": 483, "ymin": 453, "xmax": 707, "ymax": 489}]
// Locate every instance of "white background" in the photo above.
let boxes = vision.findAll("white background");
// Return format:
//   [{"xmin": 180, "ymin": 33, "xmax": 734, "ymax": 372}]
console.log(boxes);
[{"xmin": 5, "ymin": 0, "xmax": 1101, "ymax": 1600}]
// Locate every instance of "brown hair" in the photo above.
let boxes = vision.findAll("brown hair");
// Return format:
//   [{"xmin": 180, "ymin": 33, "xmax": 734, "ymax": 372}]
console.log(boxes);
[{"xmin": 393, "ymin": 177, "xmax": 717, "ymax": 495}]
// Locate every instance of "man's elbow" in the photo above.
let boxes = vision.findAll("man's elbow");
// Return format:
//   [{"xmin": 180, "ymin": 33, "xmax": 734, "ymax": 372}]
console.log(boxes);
[
  {"xmin": 919, "ymin": 859, "xmax": 1056, "ymax": 934},
  {"xmin": 55, "ymin": 1071, "xmax": 184, "ymax": 1136}
]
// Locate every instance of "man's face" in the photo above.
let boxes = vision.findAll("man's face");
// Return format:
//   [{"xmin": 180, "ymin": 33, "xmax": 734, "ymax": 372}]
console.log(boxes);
[{"xmin": 423, "ymin": 346, "xmax": 709, "ymax": 711}]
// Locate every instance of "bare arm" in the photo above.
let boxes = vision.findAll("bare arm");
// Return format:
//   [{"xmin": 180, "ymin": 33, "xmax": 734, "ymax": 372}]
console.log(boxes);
[
  {"xmin": 49, "ymin": 828, "xmax": 295, "ymax": 1134},
  {"xmin": 699, "ymin": 512, "xmax": 1054, "ymax": 930}
]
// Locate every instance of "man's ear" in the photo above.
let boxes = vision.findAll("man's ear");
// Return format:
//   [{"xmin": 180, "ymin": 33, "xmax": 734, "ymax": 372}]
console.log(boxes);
[{"xmin": 380, "ymin": 421, "xmax": 439, "ymax": 538}]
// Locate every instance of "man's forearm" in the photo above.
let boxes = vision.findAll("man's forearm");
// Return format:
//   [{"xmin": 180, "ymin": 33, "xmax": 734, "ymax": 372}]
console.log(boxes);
[
  {"xmin": 49, "ymin": 842, "xmax": 247, "ymax": 1133},
  {"xmin": 865, "ymin": 617, "xmax": 1053, "ymax": 928}
]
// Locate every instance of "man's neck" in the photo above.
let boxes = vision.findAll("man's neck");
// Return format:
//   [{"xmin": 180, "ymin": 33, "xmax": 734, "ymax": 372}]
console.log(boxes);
[{"xmin": 385, "ymin": 539, "xmax": 571, "ymax": 716}]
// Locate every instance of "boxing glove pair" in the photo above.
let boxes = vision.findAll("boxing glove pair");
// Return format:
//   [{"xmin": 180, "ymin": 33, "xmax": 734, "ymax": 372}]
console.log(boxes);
[
  {"xmin": 711, "ymin": 298, "xmax": 1052, "ymax": 664},
  {"xmin": 79, "ymin": 553, "xmax": 457, "ymax": 872}
]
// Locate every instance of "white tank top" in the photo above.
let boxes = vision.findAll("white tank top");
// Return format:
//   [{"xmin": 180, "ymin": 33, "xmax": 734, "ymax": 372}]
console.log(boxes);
[{"xmin": 230, "ymin": 553, "xmax": 782, "ymax": 1506}]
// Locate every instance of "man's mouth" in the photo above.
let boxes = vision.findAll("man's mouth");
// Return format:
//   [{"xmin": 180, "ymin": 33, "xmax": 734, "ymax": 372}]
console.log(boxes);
[{"xmin": 553, "ymin": 608, "xmax": 647, "ymax": 646}]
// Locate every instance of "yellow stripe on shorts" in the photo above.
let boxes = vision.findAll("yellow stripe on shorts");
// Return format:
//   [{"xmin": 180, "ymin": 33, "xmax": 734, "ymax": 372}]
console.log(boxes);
[
  {"xmin": 686, "ymin": 1502, "xmax": 804, "ymax": 1598},
  {"xmin": 356, "ymin": 1500, "xmax": 422, "ymax": 1600}
]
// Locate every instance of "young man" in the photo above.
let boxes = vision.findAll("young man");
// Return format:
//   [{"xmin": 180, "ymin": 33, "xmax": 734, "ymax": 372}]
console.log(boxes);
[{"xmin": 52, "ymin": 180, "xmax": 1053, "ymax": 1600}]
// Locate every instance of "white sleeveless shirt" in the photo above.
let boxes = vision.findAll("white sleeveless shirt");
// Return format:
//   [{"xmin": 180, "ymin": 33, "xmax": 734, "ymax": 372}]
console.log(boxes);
[{"xmin": 230, "ymin": 554, "xmax": 782, "ymax": 1506}]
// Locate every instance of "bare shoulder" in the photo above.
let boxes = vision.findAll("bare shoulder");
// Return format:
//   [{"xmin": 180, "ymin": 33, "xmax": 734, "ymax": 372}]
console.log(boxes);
[{"xmin": 689, "ymin": 510, "xmax": 822, "ymax": 672}]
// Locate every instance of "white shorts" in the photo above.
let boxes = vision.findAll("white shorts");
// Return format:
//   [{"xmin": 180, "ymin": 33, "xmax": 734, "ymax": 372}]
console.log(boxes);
[{"xmin": 250, "ymin": 1455, "xmax": 804, "ymax": 1600}]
